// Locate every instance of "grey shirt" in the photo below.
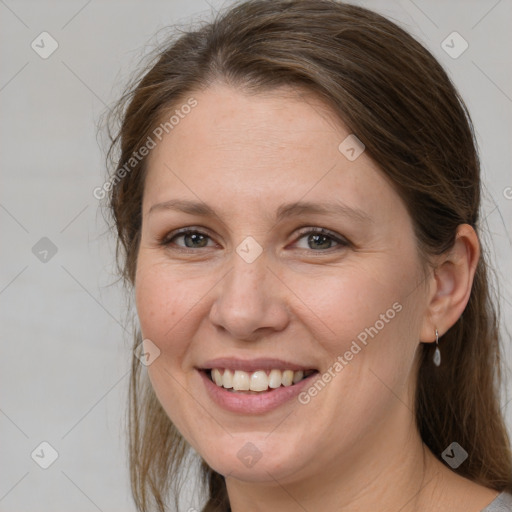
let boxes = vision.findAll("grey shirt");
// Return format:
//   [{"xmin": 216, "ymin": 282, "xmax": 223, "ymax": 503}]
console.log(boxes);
[{"xmin": 481, "ymin": 492, "xmax": 512, "ymax": 511}]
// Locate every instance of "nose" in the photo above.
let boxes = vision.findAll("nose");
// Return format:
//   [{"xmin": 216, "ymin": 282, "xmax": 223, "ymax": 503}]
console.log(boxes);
[{"xmin": 208, "ymin": 251, "xmax": 290, "ymax": 341}]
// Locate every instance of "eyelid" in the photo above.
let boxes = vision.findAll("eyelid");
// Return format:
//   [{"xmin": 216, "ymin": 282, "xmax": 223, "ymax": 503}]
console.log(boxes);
[
  {"xmin": 291, "ymin": 226, "xmax": 350, "ymax": 249},
  {"xmin": 160, "ymin": 226, "xmax": 219, "ymax": 248}
]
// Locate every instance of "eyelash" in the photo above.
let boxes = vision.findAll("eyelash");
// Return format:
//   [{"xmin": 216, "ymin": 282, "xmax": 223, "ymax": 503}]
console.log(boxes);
[{"xmin": 160, "ymin": 227, "xmax": 350, "ymax": 253}]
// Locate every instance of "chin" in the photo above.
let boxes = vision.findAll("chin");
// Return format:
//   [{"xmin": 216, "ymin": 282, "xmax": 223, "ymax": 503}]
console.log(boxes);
[{"xmin": 197, "ymin": 433, "xmax": 309, "ymax": 484}]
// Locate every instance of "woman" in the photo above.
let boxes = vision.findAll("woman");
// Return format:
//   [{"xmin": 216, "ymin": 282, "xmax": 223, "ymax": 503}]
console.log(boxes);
[{"xmin": 105, "ymin": 1, "xmax": 512, "ymax": 510}]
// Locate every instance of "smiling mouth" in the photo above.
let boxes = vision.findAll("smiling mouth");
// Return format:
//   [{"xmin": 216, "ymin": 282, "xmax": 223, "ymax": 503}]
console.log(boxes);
[{"xmin": 205, "ymin": 368, "xmax": 318, "ymax": 393}]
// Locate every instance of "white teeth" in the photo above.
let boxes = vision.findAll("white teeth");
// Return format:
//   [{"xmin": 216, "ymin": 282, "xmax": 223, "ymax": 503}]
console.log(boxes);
[
  {"xmin": 210, "ymin": 368, "xmax": 311, "ymax": 392},
  {"xmin": 233, "ymin": 370, "xmax": 250, "ymax": 391},
  {"xmin": 268, "ymin": 369, "xmax": 282, "ymax": 389},
  {"xmin": 212, "ymin": 368, "xmax": 223, "ymax": 386},
  {"xmin": 250, "ymin": 370, "xmax": 268, "ymax": 391},
  {"xmin": 222, "ymin": 369, "xmax": 233, "ymax": 389},
  {"xmin": 281, "ymin": 370, "xmax": 294, "ymax": 387}
]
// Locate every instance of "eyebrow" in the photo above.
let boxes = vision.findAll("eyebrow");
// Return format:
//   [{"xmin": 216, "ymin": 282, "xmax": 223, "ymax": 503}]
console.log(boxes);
[{"xmin": 148, "ymin": 199, "xmax": 372, "ymax": 224}]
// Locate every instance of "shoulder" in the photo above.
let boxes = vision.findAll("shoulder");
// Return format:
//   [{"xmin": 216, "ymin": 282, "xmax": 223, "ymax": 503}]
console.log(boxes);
[{"xmin": 481, "ymin": 491, "xmax": 512, "ymax": 512}]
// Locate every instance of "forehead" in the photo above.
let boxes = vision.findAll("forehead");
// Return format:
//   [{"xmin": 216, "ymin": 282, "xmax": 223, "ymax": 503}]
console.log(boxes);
[{"xmin": 142, "ymin": 84, "xmax": 399, "ymax": 222}]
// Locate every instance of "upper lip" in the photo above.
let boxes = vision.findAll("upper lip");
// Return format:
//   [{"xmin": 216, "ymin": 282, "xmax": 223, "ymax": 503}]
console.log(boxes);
[{"xmin": 198, "ymin": 357, "xmax": 317, "ymax": 372}]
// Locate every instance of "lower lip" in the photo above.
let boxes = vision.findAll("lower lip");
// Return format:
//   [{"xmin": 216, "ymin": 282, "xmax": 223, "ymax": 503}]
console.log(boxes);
[{"xmin": 198, "ymin": 370, "xmax": 317, "ymax": 414}]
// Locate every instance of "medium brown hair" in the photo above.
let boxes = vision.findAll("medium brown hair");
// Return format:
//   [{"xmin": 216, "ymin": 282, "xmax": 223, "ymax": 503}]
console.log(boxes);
[{"xmin": 105, "ymin": 1, "xmax": 512, "ymax": 510}]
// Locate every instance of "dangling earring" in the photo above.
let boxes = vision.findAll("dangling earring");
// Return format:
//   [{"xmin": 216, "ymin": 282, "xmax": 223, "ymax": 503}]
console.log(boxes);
[{"xmin": 433, "ymin": 328, "xmax": 441, "ymax": 367}]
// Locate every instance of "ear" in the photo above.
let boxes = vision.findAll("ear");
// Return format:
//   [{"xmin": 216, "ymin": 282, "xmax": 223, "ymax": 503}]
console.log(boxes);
[{"xmin": 420, "ymin": 224, "xmax": 480, "ymax": 342}]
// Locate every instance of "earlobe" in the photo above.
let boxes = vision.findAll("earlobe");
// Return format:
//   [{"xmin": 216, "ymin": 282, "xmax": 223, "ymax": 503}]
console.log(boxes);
[{"xmin": 420, "ymin": 224, "xmax": 480, "ymax": 342}]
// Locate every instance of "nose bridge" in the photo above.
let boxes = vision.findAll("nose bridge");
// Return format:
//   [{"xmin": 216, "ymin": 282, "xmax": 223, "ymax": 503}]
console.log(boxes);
[
  {"xmin": 209, "ymin": 245, "xmax": 288, "ymax": 339},
  {"xmin": 230, "ymin": 254, "xmax": 266, "ymax": 300}
]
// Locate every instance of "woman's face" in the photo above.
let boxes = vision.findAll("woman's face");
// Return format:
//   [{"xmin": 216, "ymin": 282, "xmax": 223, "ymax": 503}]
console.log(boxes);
[{"xmin": 135, "ymin": 84, "xmax": 430, "ymax": 484}]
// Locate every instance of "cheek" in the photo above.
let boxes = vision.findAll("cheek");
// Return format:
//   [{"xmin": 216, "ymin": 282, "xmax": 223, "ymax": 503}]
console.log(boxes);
[
  {"xmin": 290, "ymin": 256, "xmax": 425, "ymax": 427},
  {"xmin": 286, "ymin": 262, "xmax": 424, "ymax": 446},
  {"xmin": 135, "ymin": 267, "xmax": 173, "ymax": 342},
  {"xmin": 134, "ymin": 256, "xmax": 211, "ymax": 446},
  {"xmin": 135, "ymin": 255, "xmax": 205, "ymax": 351},
  {"xmin": 289, "ymin": 258, "xmax": 419, "ymax": 357}
]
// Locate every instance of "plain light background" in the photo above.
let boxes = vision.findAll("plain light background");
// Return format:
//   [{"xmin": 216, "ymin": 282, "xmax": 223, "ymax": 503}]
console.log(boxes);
[{"xmin": 1, "ymin": 1, "xmax": 511, "ymax": 511}]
